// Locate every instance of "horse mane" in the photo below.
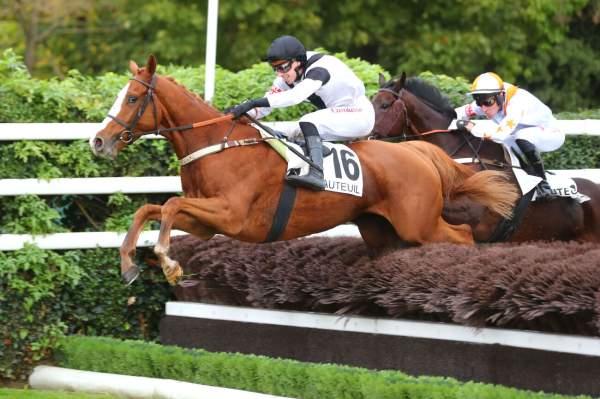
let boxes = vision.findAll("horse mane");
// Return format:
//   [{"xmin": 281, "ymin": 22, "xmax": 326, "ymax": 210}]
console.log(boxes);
[
  {"xmin": 386, "ymin": 76, "xmax": 456, "ymax": 119},
  {"xmin": 163, "ymin": 75, "xmax": 221, "ymax": 115}
]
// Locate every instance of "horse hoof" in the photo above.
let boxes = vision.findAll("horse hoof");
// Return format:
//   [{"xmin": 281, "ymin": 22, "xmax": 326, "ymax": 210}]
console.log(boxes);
[
  {"xmin": 122, "ymin": 265, "xmax": 141, "ymax": 286},
  {"xmin": 165, "ymin": 264, "xmax": 183, "ymax": 286}
]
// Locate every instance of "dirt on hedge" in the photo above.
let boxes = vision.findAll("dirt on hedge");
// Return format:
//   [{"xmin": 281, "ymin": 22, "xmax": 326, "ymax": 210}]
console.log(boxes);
[{"xmin": 169, "ymin": 235, "xmax": 600, "ymax": 336}]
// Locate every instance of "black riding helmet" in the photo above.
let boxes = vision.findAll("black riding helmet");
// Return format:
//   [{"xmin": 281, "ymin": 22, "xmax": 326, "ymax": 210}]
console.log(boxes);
[{"xmin": 263, "ymin": 35, "xmax": 307, "ymax": 65}]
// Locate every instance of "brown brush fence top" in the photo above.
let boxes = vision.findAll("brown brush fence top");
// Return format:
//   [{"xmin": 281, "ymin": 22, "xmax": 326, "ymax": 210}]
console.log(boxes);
[{"xmin": 169, "ymin": 235, "xmax": 600, "ymax": 337}]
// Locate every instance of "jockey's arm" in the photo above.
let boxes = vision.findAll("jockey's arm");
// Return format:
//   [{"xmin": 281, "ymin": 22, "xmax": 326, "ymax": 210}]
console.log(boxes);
[
  {"xmin": 267, "ymin": 78, "xmax": 323, "ymax": 108},
  {"xmin": 489, "ymin": 109, "xmax": 524, "ymax": 142},
  {"xmin": 249, "ymin": 78, "xmax": 323, "ymax": 119},
  {"xmin": 455, "ymin": 102, "xmax": 483, "ymax": 120}
]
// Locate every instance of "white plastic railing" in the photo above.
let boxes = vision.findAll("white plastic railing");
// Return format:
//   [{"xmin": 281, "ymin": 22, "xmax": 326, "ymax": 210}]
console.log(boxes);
[
  {"xmin": 0, "ymin": 122, "xmax": 300, "ymax": 141},
  {"xmin": 1, "ymin": 120, "xmax": 600, "ymax": 140}
]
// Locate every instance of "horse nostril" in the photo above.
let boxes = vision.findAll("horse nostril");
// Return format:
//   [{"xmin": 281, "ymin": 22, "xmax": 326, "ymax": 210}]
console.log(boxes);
[{"xmin": 94, "ymin": 137, "xmax": 104, "ymax": 150}]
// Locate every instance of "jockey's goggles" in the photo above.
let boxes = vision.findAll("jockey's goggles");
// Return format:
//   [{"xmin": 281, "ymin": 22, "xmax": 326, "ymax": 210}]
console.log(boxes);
[
  {"xmin": 474, "ymin": 95, "xmax": 497, "ymax": 107},
  {"xmin": 271, "ymin": 61, "xmax": 293, "ymax": 73}
]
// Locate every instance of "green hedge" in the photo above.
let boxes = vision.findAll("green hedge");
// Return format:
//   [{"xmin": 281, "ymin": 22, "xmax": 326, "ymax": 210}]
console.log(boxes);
[
  {"xmin": 0, "ymin": 245, "xmax": 172, "ymax": 380},
  {"xmin": 56, "ymin": 336, "xmax": 591, "ymax": 399}
]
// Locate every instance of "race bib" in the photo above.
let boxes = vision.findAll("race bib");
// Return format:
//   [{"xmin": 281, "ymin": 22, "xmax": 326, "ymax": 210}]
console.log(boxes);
[{"xmin": 322, "ymin": 143, "xmax": 363, "ymax": 197}]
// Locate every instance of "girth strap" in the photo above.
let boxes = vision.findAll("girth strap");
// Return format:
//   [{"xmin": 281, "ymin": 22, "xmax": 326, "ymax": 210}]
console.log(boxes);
[
  {"xmin": 485, "ymin": 189, "xmax": 535, "ymax": 243},
  {"xmin": 264, "ymin": 182, "xmax": 297, "ymax": 242}
]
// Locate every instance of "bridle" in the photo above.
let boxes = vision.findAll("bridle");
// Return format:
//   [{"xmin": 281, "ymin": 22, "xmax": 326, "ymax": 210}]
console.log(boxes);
[
  {"xmin": 108, "ymin": 75, "xmax": 159, "ymax": 144},
  {"xmin": 105, "ymin": 74, "xmax": 235, "ymax": 149},
  {"xmin": 376, "ymin": 86, "xmax": 496, "ymax": 170},
  {"xmin": 376, "ymin": 87, "xmax": 418, "ymax": 140}
]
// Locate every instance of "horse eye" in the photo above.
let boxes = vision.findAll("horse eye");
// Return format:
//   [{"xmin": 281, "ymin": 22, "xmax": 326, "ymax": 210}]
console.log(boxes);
[
  {"xmin": 128, "ymin": 96, "xmax": 138, "ymax": 104},
  {"xmin": 381, "ymin": 103, "xmax": 390, "ymax": 109}
]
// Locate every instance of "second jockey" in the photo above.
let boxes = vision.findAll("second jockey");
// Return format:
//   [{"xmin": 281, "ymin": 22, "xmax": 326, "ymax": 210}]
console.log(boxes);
[{"xmin": 455, "ymin": 72, "xmax": 564, "ymax": 198}]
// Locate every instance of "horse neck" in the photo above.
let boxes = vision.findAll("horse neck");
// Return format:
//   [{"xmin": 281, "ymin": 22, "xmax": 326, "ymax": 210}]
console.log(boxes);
[
  {"xmin": 155, "ymin": 77, "xmax": 244, "ymax": 159},
  {"xmin": 404, "ymin": 92, "xmax": 452, "ymax": 132}
]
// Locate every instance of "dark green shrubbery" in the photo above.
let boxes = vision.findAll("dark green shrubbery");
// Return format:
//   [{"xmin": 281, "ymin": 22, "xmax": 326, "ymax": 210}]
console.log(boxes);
[{"xmin": 0, "ymin": 246, "xmax": 171, "ymax": 380}]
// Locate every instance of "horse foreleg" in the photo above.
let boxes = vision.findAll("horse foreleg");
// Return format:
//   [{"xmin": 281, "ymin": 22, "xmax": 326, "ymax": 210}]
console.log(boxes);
[
  {"xmin": 154, "ymin": 196, "xmax": 239, "ymax": 285},
  {"xmin": 120, "ymin": 204, "xmax": 162, "ymax": 285},
  {"xmin": 120, "ymin": 203, "xmax": 218, "ymax": 285}
]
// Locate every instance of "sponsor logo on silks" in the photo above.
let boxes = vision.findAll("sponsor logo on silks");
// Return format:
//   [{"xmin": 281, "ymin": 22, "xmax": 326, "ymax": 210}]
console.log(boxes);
[
  {"xmin": 269, "ymin": 86, "xmax": 284, "ymax": 94},
  {"xmin": 331, "ymin": 107, "xmax": 362, "ymax": 113},
  {"xmin": 465, "ymin": 104, "xmax": 476, "ymax": 117},
  {"xmin": 322, "ymin": 143, "xmax": 363, "ymax": 197}
]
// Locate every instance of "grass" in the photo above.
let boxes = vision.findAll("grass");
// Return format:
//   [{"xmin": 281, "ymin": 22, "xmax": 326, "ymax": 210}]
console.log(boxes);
[{"xmin": 0, "ymin": 388, "xmax": 119, "ymax": 399}]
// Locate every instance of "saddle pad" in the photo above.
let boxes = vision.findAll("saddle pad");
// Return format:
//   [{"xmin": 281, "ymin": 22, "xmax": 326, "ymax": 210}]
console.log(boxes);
[
  {"xmin": 507, "ymin": 148, "xmax": 589, "ymax": 203},
  {"xmin": 285, "ymin": 142, "xmax": 364, "ymax": 197},
  {"xmin": 255, "ymin": 128, "xmax": 364, "ymax": 197}
]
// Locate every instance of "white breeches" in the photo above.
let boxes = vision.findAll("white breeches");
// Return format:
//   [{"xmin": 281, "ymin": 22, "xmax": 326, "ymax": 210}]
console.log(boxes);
[
  {"xmin": 505, "ymin": 125, "xmax": 565, "ymax": 152},
  {"xmin": 278, "ymin": 96, "xmax": 375, "ymax": 142}
]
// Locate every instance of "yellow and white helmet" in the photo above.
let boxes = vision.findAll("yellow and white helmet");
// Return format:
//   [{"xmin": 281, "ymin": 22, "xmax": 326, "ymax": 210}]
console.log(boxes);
[{"xmin": 469, "ymin": 72, "xmax": 504, "ymax": 95}]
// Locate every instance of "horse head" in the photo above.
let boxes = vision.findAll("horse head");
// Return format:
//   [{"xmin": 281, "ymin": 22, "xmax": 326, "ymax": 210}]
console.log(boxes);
[
  {"xmin": 372, "ymin": 73, "xmax": 456, "ymax": 139},
  {"xmin": 371, "ymin": 72, "xmax": 410, "ymax": 138},
  {"xmin": 91, "ymin": 55, "xmax": 165, "ymax": 159}
]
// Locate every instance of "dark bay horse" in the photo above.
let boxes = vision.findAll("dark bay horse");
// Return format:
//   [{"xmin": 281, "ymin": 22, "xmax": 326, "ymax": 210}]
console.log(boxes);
[
  {"xmin": 91, "ymin": 56, "xmax": 518, "ymax": 285},
  {"xmin": 371, "ymin": 73, "xmax": 600, "ymax": 242}
]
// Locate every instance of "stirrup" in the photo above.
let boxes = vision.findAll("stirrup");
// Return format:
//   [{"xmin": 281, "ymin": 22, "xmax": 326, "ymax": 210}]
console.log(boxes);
[{"xmin": 285, "ymin": 170, "xmax": 326, "ymax": 191}]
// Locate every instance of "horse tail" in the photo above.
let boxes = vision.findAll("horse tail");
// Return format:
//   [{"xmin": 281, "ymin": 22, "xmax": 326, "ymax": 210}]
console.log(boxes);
[
  {"xmin": 404, "ymin": 141, "xmax": 518, "ymax": 219},
  {"xmin": 451, "ymin": 171, "xmax": 518, "ymax": 219}
]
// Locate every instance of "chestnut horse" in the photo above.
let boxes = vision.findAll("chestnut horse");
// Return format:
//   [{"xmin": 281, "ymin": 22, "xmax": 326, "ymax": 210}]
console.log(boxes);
[
  {"xmin": 371, "ymin": 73, "xmax": 600, "ymax": 242},
  {"xmin": 91, "ymin": 56, "xmax": 518, "ymax": 285}
]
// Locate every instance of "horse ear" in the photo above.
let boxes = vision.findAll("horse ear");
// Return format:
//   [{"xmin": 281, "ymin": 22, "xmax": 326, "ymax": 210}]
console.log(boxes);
[
  {"xmin": 393, "ymin": 72, "xmax": 407, "ymax": 93},
  {"xmin": 129, "ymin": 60, "xmax": 139, "ymax": 74},
  {"xmin": 378, "ymin": 72, "xmax": 387, "ymax": 88},
  {"xmin": 147, "ymin": 54, "xmax": 157, "ymax": 75}
]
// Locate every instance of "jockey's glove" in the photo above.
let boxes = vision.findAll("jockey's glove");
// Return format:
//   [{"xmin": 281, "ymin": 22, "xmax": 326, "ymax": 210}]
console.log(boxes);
[
  {"xmin": 227, "ymin": 97, "xmax": 270, "ymax": 119},
  {"xmin": 456, "ymin": 120, "xmax": 468, "ymax": 130}
]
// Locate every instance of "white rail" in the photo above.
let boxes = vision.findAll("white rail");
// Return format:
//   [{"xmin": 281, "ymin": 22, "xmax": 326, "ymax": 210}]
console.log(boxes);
[
  {"xmin": 1, "ymin": 120, "xmax": 600, "ymax": 141},
  {"xmin": 0, "ymin": 122, "xmax": 300, "ymax": 141},
  {"xmin": 30, "ymin": 365, "xmax": 292, "ymax": 399},
  {"xmin": 167, "ymin": 302, "xmax": 600, "ymax": 357},
  {"xmin": 0, "ymin": 225, "xmax": 361, "ymax": 251},
  {"xmin": 1, "ymin": 169, "xmax": 598, "ymax": 197}
]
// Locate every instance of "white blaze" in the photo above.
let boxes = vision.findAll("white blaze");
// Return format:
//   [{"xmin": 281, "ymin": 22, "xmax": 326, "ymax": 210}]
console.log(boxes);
[
  {"xmin": 90, "ymin": 83, "xmax": 130, "ymax": 150},
  {"xmin": 100, "ymin": 83, "xmax": 130, "ymax": 129}
]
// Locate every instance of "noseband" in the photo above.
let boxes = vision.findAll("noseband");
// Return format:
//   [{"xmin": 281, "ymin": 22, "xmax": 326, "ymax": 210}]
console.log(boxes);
[{"xmin": 108, "ymin": 75, "xmax": 159, "ymax": 144}]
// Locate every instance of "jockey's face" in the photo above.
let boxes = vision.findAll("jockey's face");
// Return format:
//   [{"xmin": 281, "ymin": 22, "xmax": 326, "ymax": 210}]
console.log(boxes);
[
  {"xmin": 480, "ymin": 99, "xmax": 500, "ymax": 119},
  {"xmin": 272, "ymin": 60, "xmax": 301, "ymax": 85},
  {"xmin": 475, "ymin": 93, "xmax": 501, "ymax": 119}
]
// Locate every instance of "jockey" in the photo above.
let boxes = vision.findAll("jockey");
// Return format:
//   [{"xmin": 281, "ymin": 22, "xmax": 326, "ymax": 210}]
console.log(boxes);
[
  {"xmin": 226, "ymin": 35, "xmax": 375, "ymax": 191},
  {"xmin": 455, "ymin": 72, "xmax": 564, "ymax": 198}
]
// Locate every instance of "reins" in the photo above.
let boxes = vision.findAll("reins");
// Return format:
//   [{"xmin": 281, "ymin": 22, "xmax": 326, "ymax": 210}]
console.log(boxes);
[{"xmin": 376, "ymin": 88, "xmax": 522, "ymax": 173}]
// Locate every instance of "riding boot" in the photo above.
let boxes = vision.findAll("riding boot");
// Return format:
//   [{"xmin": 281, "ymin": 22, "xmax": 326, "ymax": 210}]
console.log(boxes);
[
  {"xmin": 516, "ymin": 139, "xmax": 553, "ymax": 198},
  {"xmin": 285, "ymin": 122, "xmax": 326, "ymax": 191}
]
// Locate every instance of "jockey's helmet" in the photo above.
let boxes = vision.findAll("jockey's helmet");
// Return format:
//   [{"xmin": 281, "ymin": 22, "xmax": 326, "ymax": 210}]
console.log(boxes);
[
  {"xmin": 263, "ymin": 35, "xmax": 307, "ymax": 65},
  {"xmin": 469, "ymin": 72, "xmax": 504, "ymax": 95},
  {"xmin": 469, "ymin": 72, "xmax": 505, "ymax": 107}
]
